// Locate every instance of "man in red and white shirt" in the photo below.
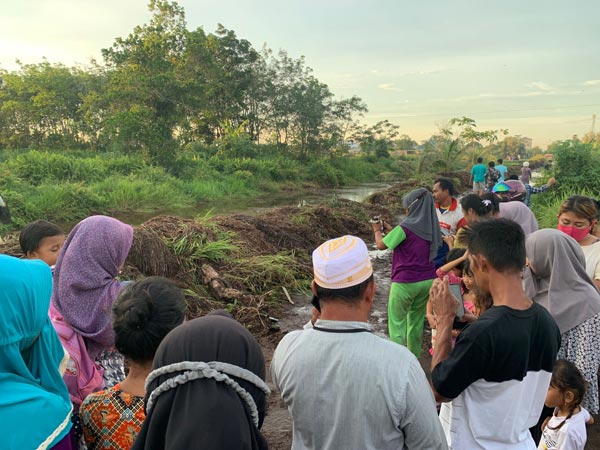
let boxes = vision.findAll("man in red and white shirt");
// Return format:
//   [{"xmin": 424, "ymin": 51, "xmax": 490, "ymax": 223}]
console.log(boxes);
[{"xmin": 432, "ymin": 178, "xmax": 466, "ymax": 267}]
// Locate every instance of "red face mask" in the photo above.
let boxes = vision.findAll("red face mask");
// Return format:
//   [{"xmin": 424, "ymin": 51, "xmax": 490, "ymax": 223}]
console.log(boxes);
[{"xmin": 557, "ymin": 223, "xmax": 592, "ymax": 242}]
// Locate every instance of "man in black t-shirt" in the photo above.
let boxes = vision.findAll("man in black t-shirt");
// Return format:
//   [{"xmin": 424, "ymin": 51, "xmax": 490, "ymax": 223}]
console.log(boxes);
[{"xmin": 429, "ymin": 219, "xmax": 560, "ymax": 450}]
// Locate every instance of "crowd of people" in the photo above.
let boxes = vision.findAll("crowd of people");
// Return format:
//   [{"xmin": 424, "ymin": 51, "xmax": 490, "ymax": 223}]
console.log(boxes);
[
  {"xmin": 2, "ymin": 215, "xmax": 270, "ymax": 450},
  {"xmin": 2, "ymin": 157, "xmax": 600, "ymax": 450}
]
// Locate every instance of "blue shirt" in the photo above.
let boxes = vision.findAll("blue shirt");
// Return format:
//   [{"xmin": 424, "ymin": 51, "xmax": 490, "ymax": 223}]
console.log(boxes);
[
  {"xmin": 470, "ymin": 164, "xmax": 487, "ymax": 182},
  {"xmin": 496, "ymin": 164, "xmax": 508, "ymax": 181}
]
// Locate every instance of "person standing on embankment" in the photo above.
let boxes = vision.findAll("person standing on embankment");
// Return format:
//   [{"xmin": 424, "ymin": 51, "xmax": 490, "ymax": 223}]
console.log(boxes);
[
  {"xmin": 470, "ymin": 157, "xmax": 487, "ymax": 194},
  {"xmin": 372, "ymin": 188, "xmax": 441, "ymax": 357}
]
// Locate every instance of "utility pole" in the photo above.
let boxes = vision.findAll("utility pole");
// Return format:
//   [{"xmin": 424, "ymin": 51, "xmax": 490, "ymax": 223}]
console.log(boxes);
[{"xmin": 592, "ymin": 114, "xmax": 597, "ymax": 134}]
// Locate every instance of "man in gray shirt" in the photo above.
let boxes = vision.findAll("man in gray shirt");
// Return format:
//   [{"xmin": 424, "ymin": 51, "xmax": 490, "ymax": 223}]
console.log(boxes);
[{"xmin": 271, "ymin": 235, "xmax": 447, "ymax": 450}]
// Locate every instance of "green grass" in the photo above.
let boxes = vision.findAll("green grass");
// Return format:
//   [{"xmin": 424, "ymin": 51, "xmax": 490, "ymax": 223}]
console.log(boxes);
[
  {"xmin": 93, "ymin": 176, "xmax": 192, "ymax": 212},
  {"xmin": 531, "ymin": 187, "xmax": 600, "ymax": 229},
  {"xmin": 0, "ymin": 148, "xmax": 406, "ymax": 231},
  {"xmin": 170, "ymin": 233, "xmax": 238, "ymax": 263}
]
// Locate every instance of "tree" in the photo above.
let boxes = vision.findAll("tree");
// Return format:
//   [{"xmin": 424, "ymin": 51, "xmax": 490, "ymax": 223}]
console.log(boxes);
[
  {"xmin": 396, "ymin": 134, "xmax": 417, "ymax": 150},
  {"xmin": 0, "ymin": 61, "xmax": 92, "ymax": 149},
  {"xmin": 449, "ymin": 116, "xmax": 508, "ymax": 165},
  {"xmin": 417, "ymin": 118, "xmax": 508, "ymax": 173},
  {"xmin": 101, "ymin": 0, "xmax": 187, "ymax": 165},
  {"xmin": 0, "ymin": 0, "xmax": 376, "ymax": 162},
  {"xmin": 350, "ymin": 120, "xmax": 399, "ymax": 158},
  {"xmin": 582, "ymin": 131, "xmax": 600, "ymax": 150},
  {"xmin": 498, "ymin": 136, "xmax": 526, "ymax": 159}
]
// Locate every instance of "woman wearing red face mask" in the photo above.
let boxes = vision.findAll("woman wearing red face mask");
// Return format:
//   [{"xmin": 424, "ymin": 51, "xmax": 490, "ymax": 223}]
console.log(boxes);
[{"xmin": 557, "ymin": 195, "xmax": 600, "ymax": 290}]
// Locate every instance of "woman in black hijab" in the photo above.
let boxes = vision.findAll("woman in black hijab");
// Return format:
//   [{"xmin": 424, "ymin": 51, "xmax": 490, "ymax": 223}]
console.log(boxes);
[{"xmin": 131, "ymin": 314, "xmax": 270, "ymax": 450}]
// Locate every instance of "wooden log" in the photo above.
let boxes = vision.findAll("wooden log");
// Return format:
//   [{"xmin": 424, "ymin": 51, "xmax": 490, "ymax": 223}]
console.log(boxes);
[{"xmin": 200, "ymin": 263, "xmax": 258, "ymax": 304}]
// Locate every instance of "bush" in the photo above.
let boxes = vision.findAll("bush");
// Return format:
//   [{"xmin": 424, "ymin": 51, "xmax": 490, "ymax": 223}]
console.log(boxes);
[
  {"xmin": 531, "ymin": 187, "xmax": 599, "ymax": 229},
  {"xmin": 4, "ymin": 150, "xmax": 145, "ymax": 185},
  {"xmin": 307, "ymin": 159, "xmax": 343, "ymax": 186},
  {"xmin": 234, "ymin": 170, "xmax": 254, "ymax": 180},
  {"xmin": 92, "ymin": 175, "xmax": 192, "ymax": 212},
  {"xmin": 0, "ymin": 147, "xmax": 407, "ymax": 230},
  {"xmin": 552, "ymin": 141, "xmax": 600, "ymax": 193}
]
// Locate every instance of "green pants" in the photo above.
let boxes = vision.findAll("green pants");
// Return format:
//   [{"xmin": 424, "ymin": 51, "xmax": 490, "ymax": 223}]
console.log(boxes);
[{"xmin": 388, "ymin": 279, "xmax": 433, "ymax": 358}]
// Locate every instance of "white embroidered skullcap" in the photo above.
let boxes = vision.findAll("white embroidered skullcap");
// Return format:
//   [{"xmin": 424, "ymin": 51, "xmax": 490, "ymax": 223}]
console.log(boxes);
[{"xmin": 312, "ymin": 235, "xmax": 373, "ymax": 289}]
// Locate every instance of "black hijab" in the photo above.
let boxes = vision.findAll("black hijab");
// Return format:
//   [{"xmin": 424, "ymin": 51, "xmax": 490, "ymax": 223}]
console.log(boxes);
[{"xmin": 131, "ymin": 315, "xmax": 270, "ymax": 450}]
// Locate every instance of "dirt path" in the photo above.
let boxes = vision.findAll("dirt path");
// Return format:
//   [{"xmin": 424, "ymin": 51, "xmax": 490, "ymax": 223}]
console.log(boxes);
[{"xmin": 259, "ymin": 248, "xmax": 600, "ymax": 450}]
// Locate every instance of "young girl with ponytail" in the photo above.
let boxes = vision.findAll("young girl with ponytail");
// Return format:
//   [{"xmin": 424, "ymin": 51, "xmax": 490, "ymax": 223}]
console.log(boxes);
[{"xmin": 539, "ymin": 359, "xmax": 594, "ymax": 450}]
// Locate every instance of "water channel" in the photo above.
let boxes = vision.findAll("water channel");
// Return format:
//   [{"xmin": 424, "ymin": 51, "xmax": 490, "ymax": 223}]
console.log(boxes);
[{"xmin": 111, "ymin": 182, "xmax": 392, "ymax": 226}]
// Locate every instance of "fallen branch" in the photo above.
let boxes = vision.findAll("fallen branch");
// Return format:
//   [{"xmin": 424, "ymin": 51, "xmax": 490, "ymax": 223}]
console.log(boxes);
[
  {"xmin": 200, "ymin": 263, "xmax": 261, "ymax": 304},
  {"xmin": 282, "ymin": 287, "xmax": 295, "ymax": 305}
]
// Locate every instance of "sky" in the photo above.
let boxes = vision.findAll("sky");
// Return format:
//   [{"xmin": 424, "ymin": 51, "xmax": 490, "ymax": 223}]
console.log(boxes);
[{"xmin": 1, "ymin": 0, "xmax": 599, "ymax": 147}]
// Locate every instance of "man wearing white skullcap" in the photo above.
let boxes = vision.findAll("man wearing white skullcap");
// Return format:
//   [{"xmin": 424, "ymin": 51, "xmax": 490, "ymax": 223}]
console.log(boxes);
[{"xmin": 271, "ymin": 235, "xmax": 447, "ymax": 450}]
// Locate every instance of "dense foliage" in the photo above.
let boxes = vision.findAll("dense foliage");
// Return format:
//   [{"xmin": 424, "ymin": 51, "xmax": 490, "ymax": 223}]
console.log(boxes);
[
  {"xmin": 530, "ymin": 139, "xmax": 600, "ymax": 228},
  {"xmin": 0, "ymin": 1, "xmax": 366, "ymax": 166},
  {"xmin": 0, "ymin": 148, "xmax": 402, "ymax": 230}
]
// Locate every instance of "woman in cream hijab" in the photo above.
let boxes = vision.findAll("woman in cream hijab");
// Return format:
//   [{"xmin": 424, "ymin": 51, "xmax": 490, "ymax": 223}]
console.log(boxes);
[{"xmin": 524, "ymin": 229, "xmax": 600, "ymax": 414}]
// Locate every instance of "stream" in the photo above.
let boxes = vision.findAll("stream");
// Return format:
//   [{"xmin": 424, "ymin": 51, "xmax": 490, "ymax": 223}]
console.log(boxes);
[{"xmin": 111, "ymin": 182, "xmax": 391, "ymax": 226}]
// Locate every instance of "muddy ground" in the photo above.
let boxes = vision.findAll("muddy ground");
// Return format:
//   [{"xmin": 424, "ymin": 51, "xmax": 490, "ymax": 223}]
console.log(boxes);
[{"xmin": 259, "ymin": 248, "xmax": 600, "ymax": 450}]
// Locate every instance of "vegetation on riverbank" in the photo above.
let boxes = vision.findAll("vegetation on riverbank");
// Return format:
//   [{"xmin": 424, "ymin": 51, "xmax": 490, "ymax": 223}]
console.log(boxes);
[
  {"xmin": 0, "ymin": 148, "xmax": 406, "ymax": 230},
  {"xmin": 530, "ymin": 139, "xmax": 600, "ymax": 228}
]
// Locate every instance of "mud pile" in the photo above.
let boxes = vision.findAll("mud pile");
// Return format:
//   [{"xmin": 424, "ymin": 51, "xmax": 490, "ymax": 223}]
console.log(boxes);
[
  {"xmin": 0, "ymin": 198, "xmax": 391, "ymax": 332},
  {"xmin": 128, "ymin": 199, "xmax": 393, "ymax": 330}
]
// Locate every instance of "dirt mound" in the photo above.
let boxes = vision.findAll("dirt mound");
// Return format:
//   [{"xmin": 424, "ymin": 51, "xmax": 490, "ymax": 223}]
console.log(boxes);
[
  {"xmin": 123, "ymin": 199, "xmax": 391, "ymax": 332},
  {"xmin": 438, "ymin": 171, "xmax": 471, "ymax": 191},
  {"xmin": 365, "ymin": 181, "xmax": 430, "ymax": 213},
  {"xmin": 126, "ymin": 215, "xmax": 219, "ymax": 279},
  {"xmin": 219, "ymin": 199, "xmax": 387, "ymax": 256},
  {"xmin": 0, "ymin": 199, "xmax": 392, "ymax": 332}
]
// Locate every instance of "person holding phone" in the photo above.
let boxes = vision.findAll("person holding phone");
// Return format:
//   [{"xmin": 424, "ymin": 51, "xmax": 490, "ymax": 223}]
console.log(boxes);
[{"xmin": 372, "ymin": 188, "xmax": 442, "ymax": 357}]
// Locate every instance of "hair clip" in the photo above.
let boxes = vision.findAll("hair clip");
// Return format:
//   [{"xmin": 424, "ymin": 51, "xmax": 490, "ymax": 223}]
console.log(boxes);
[{"xmin": 482, "ymin": 199, "xmax": 492, "ymax": 206}]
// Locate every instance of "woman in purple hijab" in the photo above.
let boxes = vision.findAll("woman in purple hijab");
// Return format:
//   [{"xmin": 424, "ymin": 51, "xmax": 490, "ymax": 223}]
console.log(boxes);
[
  {"xmin": 51, "ymin": 216, "xmax": 133, "ymax": 448},
  {"xmin": 52, "ymin": 215, "xmax": 134, "ymax": 385}
]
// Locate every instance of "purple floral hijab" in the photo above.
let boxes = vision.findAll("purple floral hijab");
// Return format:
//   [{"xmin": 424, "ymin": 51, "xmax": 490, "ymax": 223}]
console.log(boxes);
[{"xmin": 51, "ymin": 215, "xmax": 133, "ymax": 358}]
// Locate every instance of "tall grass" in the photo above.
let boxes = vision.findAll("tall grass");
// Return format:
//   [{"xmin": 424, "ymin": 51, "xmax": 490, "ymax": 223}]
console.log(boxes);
[
  {"xmin": 170, "ymin": 233, "xmax": 238, "ymax": 263},
  {"xmin": 0, "ymin": 148, "xmax": 405, "ymax": 230},
  {"xmin": 530, "ymin": 140, "xmax": 600, "ymax": 229},
  {"xmin": 531, "ymin": 188, "xmax": 600, "ymax": 229}
]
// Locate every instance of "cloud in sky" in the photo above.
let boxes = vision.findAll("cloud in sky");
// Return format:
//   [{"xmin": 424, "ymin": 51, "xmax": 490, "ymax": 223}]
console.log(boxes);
[
  {"xmin": 527, "ymin": 81, "xmax": 556, "ymax": 92},
  {"xmin": 377, "ymin": 83, "xmax": 404, "ymax": 92},
  {"xmin": 584, "ymin": 80, "xmax": 600, "ymax": 86}
]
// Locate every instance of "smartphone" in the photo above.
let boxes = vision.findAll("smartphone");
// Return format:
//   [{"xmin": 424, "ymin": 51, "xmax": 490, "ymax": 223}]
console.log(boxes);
[{"xmin": 449, "ymin": 284, "xmax": 465, "ymax": 318}]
